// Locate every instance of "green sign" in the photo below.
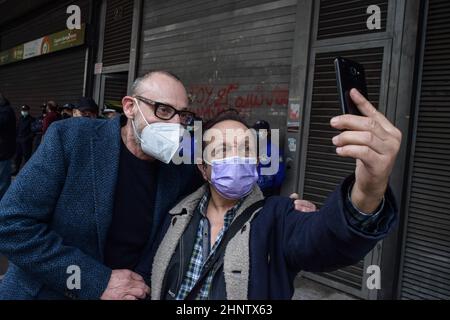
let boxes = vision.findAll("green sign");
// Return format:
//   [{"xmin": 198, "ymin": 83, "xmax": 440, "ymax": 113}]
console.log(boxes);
[{"xmin": 0, "ymin": 25, "xmax": 85, "ymax": 67}]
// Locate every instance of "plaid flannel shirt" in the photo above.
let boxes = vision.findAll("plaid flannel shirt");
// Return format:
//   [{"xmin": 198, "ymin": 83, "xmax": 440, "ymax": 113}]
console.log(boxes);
[{"xmin": 176, "ymin": 189, "xmax": 243, "ymax": 300}]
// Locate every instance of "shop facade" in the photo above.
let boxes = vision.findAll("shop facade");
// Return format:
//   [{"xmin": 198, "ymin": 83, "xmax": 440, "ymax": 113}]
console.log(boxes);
[{"xmin": 0, "ymin": 0, "xmax": 449, "ymax": 299}]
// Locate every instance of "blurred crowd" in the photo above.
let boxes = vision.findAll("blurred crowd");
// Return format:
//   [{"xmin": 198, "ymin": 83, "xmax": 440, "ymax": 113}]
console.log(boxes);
[{"xmin": 0, "ymin": 93, "xmax": 120, "ymax": 181}]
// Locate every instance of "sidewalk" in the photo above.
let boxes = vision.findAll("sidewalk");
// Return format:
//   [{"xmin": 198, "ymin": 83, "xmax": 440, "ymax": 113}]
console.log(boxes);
[{"xmin": 292, "ymin": 276, "xmax": 356, "ymax": 300}]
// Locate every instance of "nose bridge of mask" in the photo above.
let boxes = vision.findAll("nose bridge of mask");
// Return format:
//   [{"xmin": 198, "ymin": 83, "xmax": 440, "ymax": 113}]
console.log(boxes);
[{"xmin": 211, "ymin": 156, "xmax": 257, "ymax": 165}]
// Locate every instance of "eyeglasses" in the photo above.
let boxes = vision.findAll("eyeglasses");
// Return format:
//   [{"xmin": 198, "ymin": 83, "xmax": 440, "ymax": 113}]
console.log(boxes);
[{"xmin": 134, "ymin": 95, "xmax": 196, "ymax": 126}]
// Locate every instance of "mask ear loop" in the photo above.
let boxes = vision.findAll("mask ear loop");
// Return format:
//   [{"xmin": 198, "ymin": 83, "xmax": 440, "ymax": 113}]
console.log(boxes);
[
  {"xmin": 202, "ymin": 158, "xmax": 213, "ymax": 185},
  {"xmin": 131, "ymin": 98, "xmax": 151, "ymax": 144}
]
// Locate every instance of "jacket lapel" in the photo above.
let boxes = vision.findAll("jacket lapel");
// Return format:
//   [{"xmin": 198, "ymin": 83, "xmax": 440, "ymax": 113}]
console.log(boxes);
[{"xmin": 91, "ymin": 117, "xmax": 121, "ymax": 260}]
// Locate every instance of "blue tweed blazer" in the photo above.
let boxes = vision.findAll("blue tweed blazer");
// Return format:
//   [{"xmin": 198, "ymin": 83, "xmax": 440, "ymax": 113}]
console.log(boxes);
[{"xmin": 0, "ymin": 116, "xmax": 200, "ymax": 299}]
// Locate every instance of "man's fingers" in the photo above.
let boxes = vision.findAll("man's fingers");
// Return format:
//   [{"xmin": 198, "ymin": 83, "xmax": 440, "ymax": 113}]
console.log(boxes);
[
  {"xmin": 289, "ymin": 193, "xmax": 300, "ymax": 200},
  {"xmin": 129, "ymin": 272, "xmax": 144, "ymax": 282},
  {"xmin": 127, "ymin": 280, "xmax": 150, "ymax": 293},
  {"xmin": 336, "ymin": 144, "xmax": 380, "ymax": 166},
  {"xmin": 332, "ymin": 130, "xmax": 386, "ymax": 155},
  {"xmin": 349, "ymin": 89, "xmax": 377, "ymax": 117},
  {"xmin": 123, "ymin": 294, "xmax": 138, "ymax": 300},
  {"xmin": 330, "ymin": 114, "xmax": 390, "ymax": 141},
  {"xmin": 296, "ymin": 206, "xmax": 316, "ymax": 212},
  {"xmin": 294, "ymin": 200, "xmax": 317, "ymax": 212},
  {"xmin": 350, "ymin": 89, "xmax": 401, "ymax": 139},
  {"xmin": 126, "ymin": 287, "xmax": 148, "ymax": 299}
]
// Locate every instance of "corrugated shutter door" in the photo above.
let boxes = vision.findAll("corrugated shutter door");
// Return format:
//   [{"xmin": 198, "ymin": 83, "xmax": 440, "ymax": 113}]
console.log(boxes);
[
  {"xmin": 303, "ymin": 48, "xmax": 384, "ymax": 295},
  {"xmin": 0, "ymin": 47, "xmax": 86, "ymax": 117},
  {"xmin": 400, "ymin": 0, "xmax": 450, "ymax": 300},
  {"xmin": 0, "ymin": 0, "xmax": 89, "ymax": 116},
  {"xmin": 139, "ymin": 0, "xmax": 297, "ymax": 128},
  {"xmin": 103, "ymin": 73, "xmax": 128, "ymax": 109},
  {"xmin": 102, "ymin": 0, "xmax": 134, "ymax": 67},
  {"xmin": 317, "ymin": 0, "xmax": 388, "ymax": 40}
]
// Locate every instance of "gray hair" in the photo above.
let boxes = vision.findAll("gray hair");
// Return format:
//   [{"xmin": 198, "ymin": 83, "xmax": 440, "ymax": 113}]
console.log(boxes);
[{"xmin": 131, "ymin": 70, "xmax": 183, "ymax": 96}]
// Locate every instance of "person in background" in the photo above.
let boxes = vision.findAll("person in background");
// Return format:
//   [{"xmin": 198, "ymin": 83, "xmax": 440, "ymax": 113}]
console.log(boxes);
[
  {"xmin": 42, "ymin": 101, "xmax": 60, "ymax": 135},
  {"xmin": 31, "ymin": 104, "xmax": 47, "ymax": 153},
  {"xmin": 252, "ymin": 120, "xmax": 286, "ymax": 197},
  {"xmin": 73, "ymin": 97, "xmax": 99, "ymax": 119},
  {"xmin": 102, "ymin": 108, "xmax": 118, "ymax": 120},
  {"xmin": 13, "ymin": 105, "xmax": 34, "ymax": 176},
  {"xmin": 61, "ymin": 103, "xmax": 74, "ymax": 119},
  {"xmin": 0, "ymin": 93, "xmax": 16, "ymax": 200}
]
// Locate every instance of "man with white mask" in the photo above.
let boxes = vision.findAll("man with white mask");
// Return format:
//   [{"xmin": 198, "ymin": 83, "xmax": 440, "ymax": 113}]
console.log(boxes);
[
  {"xmin": 0, "ymin": 71, "xmax": 203, "ymax": 300},
  {"xmin": 0, "ymin": 71, "xmax": 315, "ymax": 300}
]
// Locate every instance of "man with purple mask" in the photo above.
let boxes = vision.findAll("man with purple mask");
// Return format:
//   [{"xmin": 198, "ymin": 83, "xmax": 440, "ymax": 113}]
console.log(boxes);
[{"xmin": 150, "ymin": 95, "xmax": 401, "ymax": 299}]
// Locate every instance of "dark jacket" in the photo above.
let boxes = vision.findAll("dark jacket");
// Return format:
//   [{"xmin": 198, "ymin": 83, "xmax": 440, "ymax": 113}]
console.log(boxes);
[
  {"xmin": 42, "ymin": 111, "xmax": 60, "ymax": 134},
  {"xmin": 0, "ymin": 116, "xmax": 202, "ymax": 300},
  {"xmin": 151, "ymin": 177, "xmax": 397, "ymax": 300},
  {"xmin": 0, "ymin": 102, "xmax": 16, "ymax": 160},
  {"xmin": 16, "ymin": 114, "xmax": 35, "ymax": 142}
]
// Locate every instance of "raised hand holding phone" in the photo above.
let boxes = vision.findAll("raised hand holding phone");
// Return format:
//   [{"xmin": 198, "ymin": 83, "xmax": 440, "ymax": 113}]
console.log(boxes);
[{"xmin": 330, "ymin": 88, "xmax": 402, "ymax": 213}]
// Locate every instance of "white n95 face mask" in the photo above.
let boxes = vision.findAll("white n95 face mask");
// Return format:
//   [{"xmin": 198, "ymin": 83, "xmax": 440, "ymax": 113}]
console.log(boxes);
[{"xmin": 132, "ymin": 99, "xmax": 184, "ymax": 164}]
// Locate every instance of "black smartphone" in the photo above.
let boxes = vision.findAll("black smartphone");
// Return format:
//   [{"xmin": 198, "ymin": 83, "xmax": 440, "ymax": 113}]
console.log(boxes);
[{"xmin": 334, "ymin": 57, "xmax": 368, "ymax": 116}]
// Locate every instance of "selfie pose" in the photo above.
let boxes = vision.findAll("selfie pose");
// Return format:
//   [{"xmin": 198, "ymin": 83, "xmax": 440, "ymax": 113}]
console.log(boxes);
[
  {"xmin": 150, "ymin": 89, "xmax": 402, "ymax": 300},
  {"xmin": 0, "ymin": 71, "xmax": 308, "ymax": 300}
]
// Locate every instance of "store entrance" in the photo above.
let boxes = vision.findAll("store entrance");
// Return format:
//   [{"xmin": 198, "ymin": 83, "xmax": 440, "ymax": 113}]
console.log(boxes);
[{"xmin": 99, "ymin": 72, "xmax": 128, "ymax": 116}]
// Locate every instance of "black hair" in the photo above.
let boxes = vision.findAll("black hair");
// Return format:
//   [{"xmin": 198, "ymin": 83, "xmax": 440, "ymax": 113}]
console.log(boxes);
[
  {"xmin": 202, "ymin": 109, "xmax": 251, "ymax": 152},
  {"xmin": 203, "ymin": 108, "xmax": 249, "ymax": 132},
  {"xmin": 46, "ymin": 101, "xmax": 58, "ymax": 112}
]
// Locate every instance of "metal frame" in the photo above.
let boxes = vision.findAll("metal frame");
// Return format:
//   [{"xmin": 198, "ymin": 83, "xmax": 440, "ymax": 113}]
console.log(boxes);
[
  {"xmin": 127, "ymin": 0, "xmax": 142, "ymax": 94},
  {"xmin": 281, "ymin": 0, "xmax": 315, "ymax": 196},
  {"xmin": 102, "ymin": 63, "xmax": 130, "ymax": 74},
  {"xmin": 395, "ymin": 0, "xmax": 429, "ymax": 300},
  {"xmin": 93, "ymin": 0, "xmax": 107, "ymax": 105},
  {"xmin": 374, "ymin": 0, "xmax": 423, "ymax": 300},
  {"xmin": 93, "ymin": 0, "xmax": 142, "ymax": 108},
  {"xmin": 82, "ymin": 47, "xmax": 90, "ymax": 96}
]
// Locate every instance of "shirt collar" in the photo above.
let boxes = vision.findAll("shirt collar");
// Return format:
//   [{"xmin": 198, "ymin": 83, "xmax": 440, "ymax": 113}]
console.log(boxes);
[{"xmin": 197, "ymin": 188, "xmax": 245, "ymax": 221}]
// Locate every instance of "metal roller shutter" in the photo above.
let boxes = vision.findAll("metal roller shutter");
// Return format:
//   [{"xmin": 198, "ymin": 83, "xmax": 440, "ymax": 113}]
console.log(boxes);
[
  {"xmin": 0, "ymin": 47, "xmax": 87, "ymax": 117},
  {"xmin": 103, "ymin": 72, "xmax": 129, "ymax": 109},
  {"xmin": 302, "ymin": 48, "xmax": 384, "ymax": 297},
  {"xmin": 139, "ymin": 0, "xmax": 297, "ymax": 131},
  {"xmin": 0, "ymin": 0, "xmax": 90, "ymax": 116},
  {"xmin": 400, "ymin": 0, "xmax": 450, "ymax": 300},
  {"xmin": 102, "ymin": 0, "xmax": 134, "ymax": 67},
  {"xmin": 317, "ymin": 0, "xmax": 388, "ymax": 40}
]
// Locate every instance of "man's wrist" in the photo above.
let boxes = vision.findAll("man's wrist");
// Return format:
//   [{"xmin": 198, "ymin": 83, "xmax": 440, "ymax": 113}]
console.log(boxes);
[{"xmin": 350, "ymin": 181, "xmax": 386, "ymax": 214}]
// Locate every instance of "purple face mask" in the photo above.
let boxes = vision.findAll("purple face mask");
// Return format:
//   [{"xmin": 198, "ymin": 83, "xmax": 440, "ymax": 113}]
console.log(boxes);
[{"xmin": 210, "ymin": 156, "xmax": 259, "ymax": 200}]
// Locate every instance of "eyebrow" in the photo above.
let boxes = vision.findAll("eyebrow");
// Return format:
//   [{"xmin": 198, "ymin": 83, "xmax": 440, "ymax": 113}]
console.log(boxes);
[{"xmin": 137, "ymin": 96, "xmax": 190, "ymax": 111}]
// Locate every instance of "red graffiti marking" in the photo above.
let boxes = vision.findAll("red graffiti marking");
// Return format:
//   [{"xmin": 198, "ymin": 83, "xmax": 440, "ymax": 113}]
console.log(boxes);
[{"xmin": 188, "ymin": 83, "xmax": 289, "ymax": 119}]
